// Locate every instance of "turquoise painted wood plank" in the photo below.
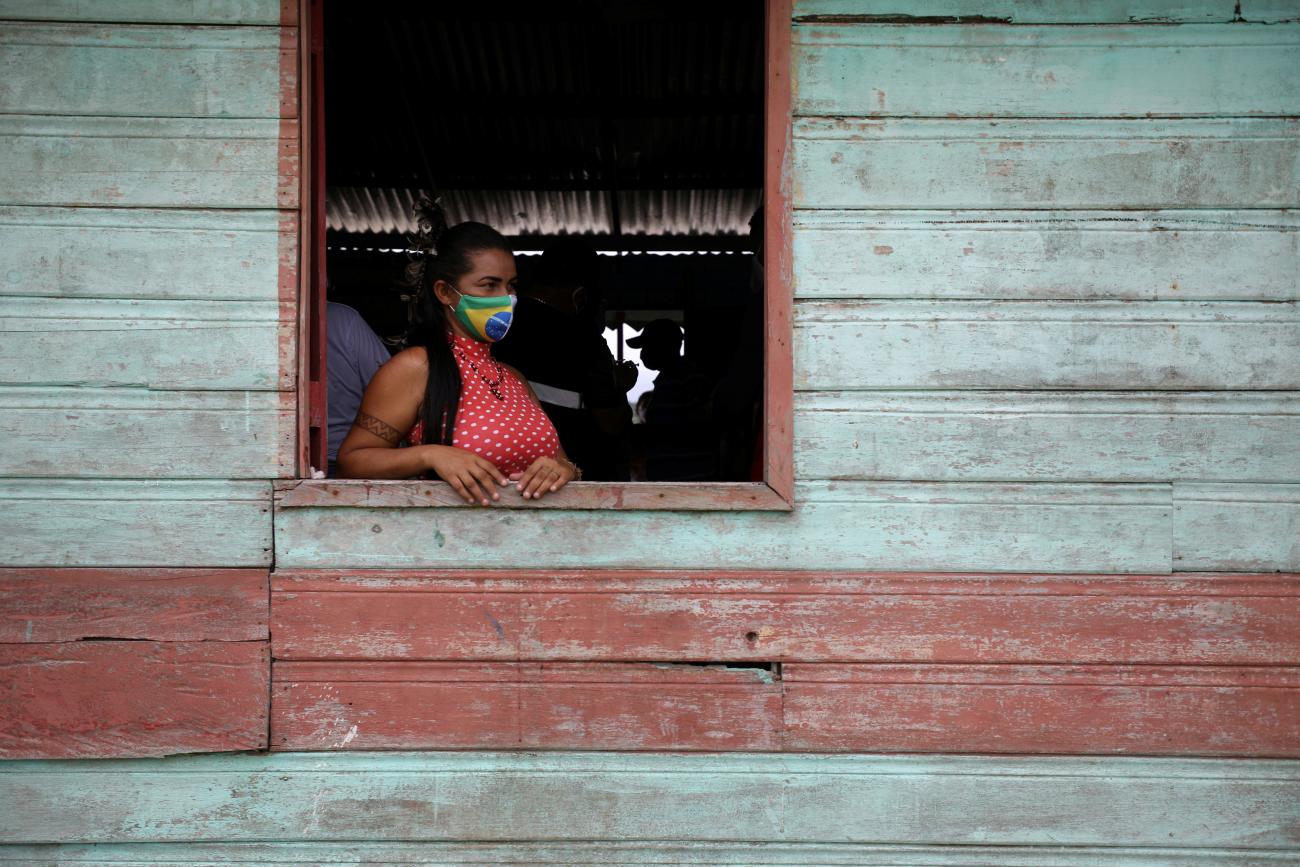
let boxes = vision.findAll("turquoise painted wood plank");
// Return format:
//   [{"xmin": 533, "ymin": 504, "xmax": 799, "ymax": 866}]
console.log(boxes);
[
  {"xmin": 1174, "ymin": 483, "xmax": 1300, "ymax": 571},
  {"xmin": 793, "ymin": 118, "xmax": 1300, "ymax": 209},
  {"xmin": 0, "ymin": 0, "xmax": 283, "ymax": 24},
  {"xmin": 1243, "ymin": 0, "xmax": 1300, "ymax": 21},
  {"xmin": 1, "ymin": 752, "xmax": 1296, "ymax": 846},
  {"xmin": 0, "ymin": 116, "xmax": 293, "ymax": 208},
  {"xmin": 792, "ymin": 210, "xmax": 1300, "ymax": 301},
  {"xmin": 0, "ymin": 24, "xmax": 287, "ymax": 118},
  {"xmin": 794, "ymin": 391, "xmax": 1300, "ymax": 482},
  {"xmin": 274, "ymin": 481, "xmax": 1172, "ymax": 572},
  {"xmin": 3, "ymin": 842, "xmax": 1299, "ymax": 865},
  {"xmin": 794, "ymin": 24, "xmax": 1300, "ymax": 118},
  {"xmin": 0, "ymin": 207, "xmax": 292, "ymax": 301},
  {"xmin": 0, "ymin": 388, "xmax": 293, "ymax": 478},
  {"xmin": 793, "ymin": 0, "xmax": 1240, "ymax": 23},
  {"xmin": 0, "ymin": 480, "xmax": 271, "ymax": 566},
  {"xmin": 0, "ymin": 297, "xmax": 292, "ymax": 390},
  {"xmin": 794, "ymin": 301, "xmax": 1300, "ymax": 391}
]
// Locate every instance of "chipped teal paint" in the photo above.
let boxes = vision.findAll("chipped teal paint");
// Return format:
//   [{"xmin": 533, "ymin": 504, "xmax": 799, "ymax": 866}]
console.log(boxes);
[
  {"xmin": 6, "ymin": 842, "xmax": 1300, "ymax": 865},
  {"xmin": 275, "ymin": 481, "xmax": 1174, "ymax": 572},
  {"xmin": 0, "ymin": 480, "xmax": 272, "ymax": 566},
  {"xmin": 793, "ymin": 300, "xmax": 1300, "ymax": 391},
  {"xmin": 792, "ymin": 0, "xmax": 1242, "ymax": 22},
  {"xmin": 794, "ymin": 391, "xmax": 1300, "ymax": 482},
  {"xmin": 1174, "ymin": 483, "xmax": 1300, "ymax": 571},
  {"xmin": 0, "ymin": 388, "xmax": 292, "ymax": 479},
  {"xmin": 0, "ymin": 0, "xmax": 284, "ymax": 24},
  {"xmin": 0, "ymin": 207, "xmax": 288, "ymax": 301},
  {"xmin": 0, "ymin": 116, "xmax": 286, "ymax": 209},
  {"xmin": 0, "ymin": 297, "xmax": 288, "ymax": 390},
  {"xmin": 1, "ymin": 752, "xmax": 1298, "ymax": 846},
  {"xmin": 792, "ymin": 118, "xmax": 1300, "ymax": 209},
  {"xmin": 0, "ymin": 24, "xmax": 284, "ymax": 118},
  {"xmin": 794, "ymin": 25, "xmax": 1300, "ymax": 117},
  {"xmin": 792, "ymin": 210, "xmax": 1300, "ymax": 301}
]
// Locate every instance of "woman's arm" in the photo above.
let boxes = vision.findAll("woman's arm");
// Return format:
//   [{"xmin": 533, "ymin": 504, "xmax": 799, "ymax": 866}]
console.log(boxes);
[{"xmin": 337, "ymin": 348, "xmax": 508, "ymax": 503}]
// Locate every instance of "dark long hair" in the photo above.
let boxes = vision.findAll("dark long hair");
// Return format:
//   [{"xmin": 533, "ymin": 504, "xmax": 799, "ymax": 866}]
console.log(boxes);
[{"xmin": 406, "ymin": 198, "xmax": 512, "ymax": 445}]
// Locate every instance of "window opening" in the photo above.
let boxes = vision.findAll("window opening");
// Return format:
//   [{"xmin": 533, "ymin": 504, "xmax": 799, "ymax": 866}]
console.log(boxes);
[{"xmin": 303, "ymin": 0, "xmax": 791, "ymax": 504}]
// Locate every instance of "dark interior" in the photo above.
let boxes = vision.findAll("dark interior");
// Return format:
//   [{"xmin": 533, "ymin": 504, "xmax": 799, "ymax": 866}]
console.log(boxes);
[{"xmin": 323, "ymin": 0, "xmax": 765, "ymax": 481}]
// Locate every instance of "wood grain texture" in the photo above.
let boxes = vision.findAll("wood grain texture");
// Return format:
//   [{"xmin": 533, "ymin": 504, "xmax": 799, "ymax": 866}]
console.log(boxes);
[
  {"xmin": 271, "ymin": 570, "xmax": 1300, "ymax": 665},
  {"xmin": 0, "ymin": 298, "xmax": 292, "ymax": 390},
  {"xmin": 0, "ymin": 116, "xmax": 295, "ymax": 209},
  {"xmin": 0, "ymin": 207, "xmax": 292, "ymax": 301},
  {"xmin": 0, "ymin": 568, "xmax": 268, "ymax": 643},
  {"xmin": 792, "ymin": 0, "xmax": 1241, "ymax": 23},
  {"xmin": 0, "ymin": 480, "xmax": 272, "ymax": 567},
  {"xmin": 6, "ymin": 842, "xmax": 1300, "ymax": 866},
  {"xmin": 792, "ymin": 118, "xmax": 1300, "ymax": 209},
  {"xmin": 792, "ymin": 210, "xmax": 1300, "ymax": 301},
  {"xmin": 2, "ymin": 752, "xmax": 1296, "ymax": 846},
  {"xmin": 274, "ymin": 481, "xmax": 1172, "ymax": 572},
  {"xmin": 794, "ymin": 391, "xmax": 1300, "ymax": 482},
  {"xmin": 794, "ymin": 301, "xmax": 1300, "ymax": 391},
  {"xmin": 0, "ymin": 0, "xmax": 284, "ymax": 24},
  {"xmin": 0, "ymin": 388, "xmax": 293, "ymax": 478},
  {"xmin": 0, "ymin": 641, "xmax": 268, "ymax": 758},
  {"xmin": 3, "ymin": 842, "xmax": 1299, "ymax": 866},
  {"xmin": 0, "ymin": 23, "xmax": 288, "ymax": 118},
  {"xmin": 1174, "ymin": 483, "xmax": 1300, "ymax": 571},
  {"xmin": 276, "ymin": 480, "xmax": 790, "ymax": 510},
  {"xmin": 793, "ymin": 24, "xmax": 1300, "ymax": 117},
  {"xmin": 765, "ymin": 0, "xmax": 796, "ymax": 504},
  {"xmin": 272, "ymin": 662, "xmax": 782, "ymax": 752},
  {"xmin": 782, "ymin": 664, "xmax": 1300, "ymax": 756}
]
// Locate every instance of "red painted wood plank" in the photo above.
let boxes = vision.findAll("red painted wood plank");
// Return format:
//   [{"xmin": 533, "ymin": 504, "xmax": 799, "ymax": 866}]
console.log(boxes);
[
  {"xmin": 783, "ymin": 664, "xmax": 1300, "ymax": 757},
  {"xmin": 271, "ymin": 569, "xmax": 1300, "ymax": 597},
  {"xmin": 271, "ymin": 662, "xmax": 781, "ymax": 751},
  {"xmin": 0, "ymin": 568, "xmax": 268, "ymax": 643},
  {"xmin": 764, "ymin": 0, "xmax": 795, "ymax": 505},
  {"xmin": 271, "ymin": 571, "xmax": 1300, "ymax": 664},
  {"xmin": 0, "ymin": 641, "xmax": 268, "ymax": 758}
]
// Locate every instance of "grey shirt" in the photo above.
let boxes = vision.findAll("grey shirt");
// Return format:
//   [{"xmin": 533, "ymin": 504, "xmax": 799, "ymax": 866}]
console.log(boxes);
[{"xmin": 327, "ymin": 302, "xmax": 391, "ymax": 464}]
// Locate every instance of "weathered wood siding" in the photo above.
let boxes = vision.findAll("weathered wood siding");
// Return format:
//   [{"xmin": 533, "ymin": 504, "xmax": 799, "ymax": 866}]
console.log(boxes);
[
  {"xmin": 0, "ymin": 4, "xmax": 281, "ymax": 762},
  {"xmin": 2, "ymin": 1, "xmax": 1299, "ymax": 863},
  {"xmin": 275, "ymin": 19, "xmax": 1300, "ymax": 574},
  {"xmin": 0, "ymin": 12, "xmax": 292, "ymax": 568}
]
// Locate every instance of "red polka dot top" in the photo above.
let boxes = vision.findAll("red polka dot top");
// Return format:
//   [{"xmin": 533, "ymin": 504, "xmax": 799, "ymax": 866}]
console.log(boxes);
[{"xmin": 408, "ymin": 333, "xmax": 561, "ymax": 476}]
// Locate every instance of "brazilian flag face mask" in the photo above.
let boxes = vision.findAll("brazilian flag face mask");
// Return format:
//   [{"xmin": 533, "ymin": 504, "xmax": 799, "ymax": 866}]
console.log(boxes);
[{"xmin": 448, "ymin": 288, "xmax": 516, "ymax": 342}]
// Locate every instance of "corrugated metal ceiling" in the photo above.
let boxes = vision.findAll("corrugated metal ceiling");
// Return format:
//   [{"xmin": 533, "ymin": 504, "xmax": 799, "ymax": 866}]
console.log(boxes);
[{"xmin": 324, "ymin": 0, "xmax": 764, "ymax": 244}]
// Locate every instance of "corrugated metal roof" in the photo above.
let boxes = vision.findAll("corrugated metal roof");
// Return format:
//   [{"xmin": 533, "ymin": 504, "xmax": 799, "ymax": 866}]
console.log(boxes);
[
  {"xmin": 328, "ymin": 187, "xmax": 761, "ymax": 238},
  {"xmin": 324, "ymin": 0, "xmax": 763, "ymax": 244}
]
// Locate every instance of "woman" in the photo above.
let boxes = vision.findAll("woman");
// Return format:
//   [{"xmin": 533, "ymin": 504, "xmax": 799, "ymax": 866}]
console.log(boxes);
[{"xmin": 336, "ymin": 209, "xmax": 580, "ymax": 505}]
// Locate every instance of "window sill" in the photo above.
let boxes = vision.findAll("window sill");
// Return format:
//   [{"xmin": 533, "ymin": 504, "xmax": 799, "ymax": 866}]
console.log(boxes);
[{"xmin": 275, "ymin": 480, "xmax": 793, "ymax": 512}]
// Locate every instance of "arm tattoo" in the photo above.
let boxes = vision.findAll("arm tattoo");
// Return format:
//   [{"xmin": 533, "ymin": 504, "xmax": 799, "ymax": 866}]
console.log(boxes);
[{"xmin": 354, "ymin": 411, "xmax": 403, "ymax": 444}]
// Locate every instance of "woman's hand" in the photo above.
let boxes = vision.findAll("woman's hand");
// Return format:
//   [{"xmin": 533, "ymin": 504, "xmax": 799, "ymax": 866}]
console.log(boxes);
[
  {"xmin": 426, "ymin": 445, "xmax": 509, "ymax": 506},
  {"xmin": 510, "ymin": 456, "xmax": 578, "ymax": 500}
]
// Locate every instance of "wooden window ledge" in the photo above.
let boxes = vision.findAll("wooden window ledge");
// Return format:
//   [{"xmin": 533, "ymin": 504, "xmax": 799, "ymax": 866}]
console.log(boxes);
[{"xmin": 275, "ymin": 480, "xmax": 793, "ymax": 512}]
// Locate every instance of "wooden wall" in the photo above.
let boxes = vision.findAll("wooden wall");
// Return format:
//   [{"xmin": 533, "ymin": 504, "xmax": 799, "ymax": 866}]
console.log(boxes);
[
  {"xmin": 0, "ymin": 1, "xmax": 286, "ymax": 759},
  {"xmin": 2, "ymin": 0, "xmax": 1299, "ymax": 863}
]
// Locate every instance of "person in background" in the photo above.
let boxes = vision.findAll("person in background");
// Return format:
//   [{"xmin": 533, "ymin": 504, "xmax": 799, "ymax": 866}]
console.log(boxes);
[
  {"xmin": 492, "ymin": 239, "xmax": 637, "ymax": 480},
  {"xmin": 326, "ymin": 301, "xmax": 391, "ymax": 477},
  {"xmin": 336, "ymin": 201, "xmax": 580, "ymax": 504},
  {"xmin": 631, "ymin": 318, "xmax": 715, "ymax": 480}
]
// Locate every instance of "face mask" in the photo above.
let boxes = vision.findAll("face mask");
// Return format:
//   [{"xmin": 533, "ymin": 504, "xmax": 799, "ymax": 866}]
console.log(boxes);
[{"xmin": 448, "ymin": 289, "xmax": 516, "ymax": 342}]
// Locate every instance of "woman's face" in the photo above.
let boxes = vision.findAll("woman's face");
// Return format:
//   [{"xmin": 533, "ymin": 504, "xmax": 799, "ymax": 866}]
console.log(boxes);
[{"xmin": 435, "ymin": 248, "xmax": 518, "ymax": 305}]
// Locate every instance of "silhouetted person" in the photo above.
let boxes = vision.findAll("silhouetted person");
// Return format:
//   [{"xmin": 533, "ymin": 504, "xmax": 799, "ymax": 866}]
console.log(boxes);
[
  {"xmin": 630, "ymin": 319, "xmax": 715, "ymax": 480},
  {"xmin": 493, "ymin": 239, "xmax": 635, "ymax": 480}
]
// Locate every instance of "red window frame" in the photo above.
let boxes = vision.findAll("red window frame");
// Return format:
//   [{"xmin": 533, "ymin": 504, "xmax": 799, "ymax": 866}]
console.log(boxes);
[{"xmin": 290, "ymin": 0, "xmax": 793, "ymax": 511}]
